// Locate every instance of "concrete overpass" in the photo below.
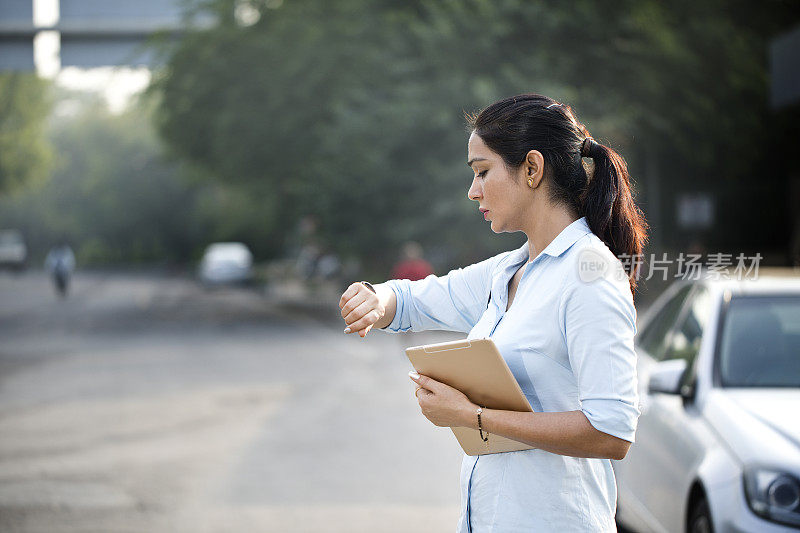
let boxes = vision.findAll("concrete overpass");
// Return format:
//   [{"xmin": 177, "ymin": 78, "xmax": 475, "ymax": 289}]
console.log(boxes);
[{"xmin": 0, "ymin": 0, "xmax": 211, "ymax": 71}]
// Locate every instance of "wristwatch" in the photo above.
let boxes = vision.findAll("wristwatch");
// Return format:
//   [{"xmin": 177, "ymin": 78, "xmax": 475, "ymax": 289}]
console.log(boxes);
[{"xmin": 360, "ymin": 281, "xmax": 377, "ymax": 294}]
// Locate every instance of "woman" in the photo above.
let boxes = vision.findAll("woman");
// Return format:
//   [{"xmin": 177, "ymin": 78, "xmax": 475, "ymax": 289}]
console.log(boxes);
[{"xmin": 339, "ymin": 94, "xmax": 648, "ymax": 532}]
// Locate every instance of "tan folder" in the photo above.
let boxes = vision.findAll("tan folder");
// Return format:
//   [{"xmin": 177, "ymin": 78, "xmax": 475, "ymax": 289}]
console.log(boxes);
[{"xmin": 405, "ymin": 338, "xmax": 535, "ymax": 456}]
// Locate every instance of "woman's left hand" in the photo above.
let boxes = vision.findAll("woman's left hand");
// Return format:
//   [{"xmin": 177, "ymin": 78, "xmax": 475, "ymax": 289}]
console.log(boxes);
[{"xmin": 409, "ymin": 371, "xmax": 476, "ymax": 428}]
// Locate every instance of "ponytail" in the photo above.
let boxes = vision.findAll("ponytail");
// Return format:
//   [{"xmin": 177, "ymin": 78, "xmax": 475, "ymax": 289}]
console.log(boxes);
[{"xmin": 581, "ymin": 139, "xmax": 649, "ymax": 293}]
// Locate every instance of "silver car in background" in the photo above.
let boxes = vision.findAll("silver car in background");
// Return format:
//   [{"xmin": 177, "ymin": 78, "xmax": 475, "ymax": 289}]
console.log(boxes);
[
  {"xmin": 0, "ymin": 229, "xmax": 27, "ymax": 271},
  {"xmin": 615, "ymin": 269, "xmax": 800, "ymax": 533},
  {"xmin": 198, "ymin": 242, "xmax": 254, "ymax": 286}
]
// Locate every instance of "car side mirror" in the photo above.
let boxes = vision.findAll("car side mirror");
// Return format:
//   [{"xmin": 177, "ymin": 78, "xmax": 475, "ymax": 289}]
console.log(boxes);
[{"xmin": 648, "ymin": 359, "xmax": 688, "ymax": 395}]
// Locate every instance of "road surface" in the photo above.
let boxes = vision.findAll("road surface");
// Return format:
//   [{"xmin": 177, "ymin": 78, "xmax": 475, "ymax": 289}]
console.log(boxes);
[{"xmin": 0, "ymin": 271, "xmax": 463, "ymax": 532}]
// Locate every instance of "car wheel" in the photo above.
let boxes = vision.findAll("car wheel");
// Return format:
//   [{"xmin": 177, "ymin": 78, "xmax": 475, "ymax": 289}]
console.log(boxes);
[{"xmin": 688, "ymin": 496, "xmax": 714, "ymax": 533}]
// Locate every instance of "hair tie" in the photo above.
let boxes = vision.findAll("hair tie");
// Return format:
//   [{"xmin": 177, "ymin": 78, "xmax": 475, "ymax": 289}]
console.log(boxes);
[{"xmin": 581, "ymin": 137, "xmax": 601, "ymax": 158}]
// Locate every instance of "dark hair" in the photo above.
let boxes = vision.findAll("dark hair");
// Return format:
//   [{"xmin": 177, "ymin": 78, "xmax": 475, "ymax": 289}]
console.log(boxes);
[{"xmin": 467, "ymin": 93, "xmax": 649, "ymax": 293}]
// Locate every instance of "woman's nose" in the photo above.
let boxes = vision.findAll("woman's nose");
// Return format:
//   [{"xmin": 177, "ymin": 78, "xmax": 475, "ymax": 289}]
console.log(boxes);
[{"xmin": 467, "ymin": 178, "xmax": 481, "ymax": 201}]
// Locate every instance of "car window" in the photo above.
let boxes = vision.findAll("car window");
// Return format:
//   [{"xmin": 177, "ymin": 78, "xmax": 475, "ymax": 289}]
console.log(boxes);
[
  {"xmin": 718, "ymin": 296, "xmax": 800, "ymax": 387},
  {"xmin": 661, "ymin": 286, "xmax": 711, "ymax": 366},
  {"xmin": 638, "ymin": 285, "xmax": 693, "ymax": 360}
]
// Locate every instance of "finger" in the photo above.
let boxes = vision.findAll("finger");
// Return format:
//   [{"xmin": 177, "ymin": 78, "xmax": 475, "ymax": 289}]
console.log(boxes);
[
  {"xmin": 340, "ymin": 291, "xmax": 369, "ymax": 320},
  {"xmin": 410, "ymin": 372, "xmax": 441, "ymax": 392},
  {"xmin": 416, "ymin": 387, "xmax": 434, "ymax": 404},
  {"xmin": 344, "ymin": 299, "xmax": 376, "ymax": 325},
  {"xmin": 346, "ymin": 309, "xmax": 381, "ymax": 334},
  {"xmin": 359, "ymin": 323, "xmax": 374, "ymax": 338},
  {"xmin": 338, "ymin": 283, "xmax": 363, "ymax": 309},
  {"xmin": 338, "ymin": 283, "xmax": 358, "ymax": 308}
]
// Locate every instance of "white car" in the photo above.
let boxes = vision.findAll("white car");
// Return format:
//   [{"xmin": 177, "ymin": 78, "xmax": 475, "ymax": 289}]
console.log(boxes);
[
  {"xmin": 0, "ymin": 229, "xmax": 27, "ymax": 271},
  {"xmin": 615, "ymin": 269, "xmax": 800, "ymax": 533},
  {"xmin": 198, "ymin": 242, "xmax": 253, "ymax": 286}
]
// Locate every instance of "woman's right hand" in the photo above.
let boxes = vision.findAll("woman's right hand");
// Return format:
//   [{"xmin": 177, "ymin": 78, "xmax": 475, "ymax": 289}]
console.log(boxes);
[{"xmin": 339, "ymin": 282, "xmax": 387, "ymax": 337}]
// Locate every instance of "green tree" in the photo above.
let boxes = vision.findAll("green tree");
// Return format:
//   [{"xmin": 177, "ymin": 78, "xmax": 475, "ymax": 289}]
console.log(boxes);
[
  {"xmin": 0, "ymin": 73, "xmax": 53, "ymax": 193},
  {"xmin": 151, "ymin": 0, "xmax": 800, "ymax": 270},
  {"xmin": 0, "ymin": 91, "xmax": 254, "ymax": 265}
]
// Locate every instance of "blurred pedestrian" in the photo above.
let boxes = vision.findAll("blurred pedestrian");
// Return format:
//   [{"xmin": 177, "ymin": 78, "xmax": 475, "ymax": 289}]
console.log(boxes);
[
  {"xmin": 391, "ymin": 241, "xmax": 434, "ymax": 281},
  {"xmin": 45, "ymin": 242, "xmax": 75, "ymax": 298},
  {"xmin": 339, "ymin": 94, "xmax": 648, "ymax": 532}
]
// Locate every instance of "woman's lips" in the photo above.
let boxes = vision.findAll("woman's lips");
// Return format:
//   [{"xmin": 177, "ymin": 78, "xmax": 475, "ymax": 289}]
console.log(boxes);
[{"xmin": 480, "ymin": 209, "xmax": 490, "ymax": 220}]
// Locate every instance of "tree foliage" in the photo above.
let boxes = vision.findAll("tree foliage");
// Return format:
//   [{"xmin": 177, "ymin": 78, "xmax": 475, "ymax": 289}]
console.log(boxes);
[
  {"xmin": 0, "ymin": 73, "xmax": 53, "ymax": 193},
  {"xmin": 0, "ymin": 92, "xmax": 272, "ymax": 265},
  {"xmin": 152, "ymin": 0, "xmax": 800, "ymax": 268}
]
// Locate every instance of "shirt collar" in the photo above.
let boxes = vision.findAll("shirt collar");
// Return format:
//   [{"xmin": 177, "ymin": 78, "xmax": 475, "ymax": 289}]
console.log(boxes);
[
  {"xmin": 540, "ymin": 216, "xmax": 592, "ymax": 258},
  {"xmin": 507, "ymin": 216, "xmax": 592, "ymax": 265}
]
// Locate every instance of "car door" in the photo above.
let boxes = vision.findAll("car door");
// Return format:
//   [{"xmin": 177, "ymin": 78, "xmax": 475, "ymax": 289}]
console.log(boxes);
[
  {"xmin": 620, "ymin": 285, "xmax": 714, "ymax": 532},
  {"xmin": 615, "ymin": 284, "xmax": 694, "ymax": 532}
]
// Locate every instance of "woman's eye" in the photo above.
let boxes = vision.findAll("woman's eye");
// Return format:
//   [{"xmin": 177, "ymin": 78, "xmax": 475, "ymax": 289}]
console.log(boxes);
[{"xmin": 477, "ymin": 170, "xmax": 488, "ymax": 178}]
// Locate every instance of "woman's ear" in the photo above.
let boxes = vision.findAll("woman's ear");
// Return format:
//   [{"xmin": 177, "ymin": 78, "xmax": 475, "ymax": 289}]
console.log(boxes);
[{"xmin": 524, "ymin": 150, "xmax": 545, "ymax": 189}]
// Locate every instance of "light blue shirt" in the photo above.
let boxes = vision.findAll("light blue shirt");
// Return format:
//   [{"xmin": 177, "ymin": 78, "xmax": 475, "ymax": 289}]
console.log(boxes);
[{"xmin": 383, "ymin": 217, "xmax": 639, "ymax": 532}]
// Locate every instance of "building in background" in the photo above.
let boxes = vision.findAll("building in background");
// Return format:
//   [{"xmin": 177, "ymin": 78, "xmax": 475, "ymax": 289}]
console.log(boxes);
[{"xmin": 0, "ymin": 0, "xmax": 210, "ymax": 72}]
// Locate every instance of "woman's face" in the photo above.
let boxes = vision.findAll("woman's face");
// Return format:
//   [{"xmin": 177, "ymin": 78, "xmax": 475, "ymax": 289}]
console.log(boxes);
[{"xmin": 466, "ymin": 132, "xmax": 530, "ymax": 233}]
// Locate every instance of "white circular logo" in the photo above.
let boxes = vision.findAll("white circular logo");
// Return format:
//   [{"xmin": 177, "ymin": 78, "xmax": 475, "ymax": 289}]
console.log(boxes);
[
  {"xmin": 577, "ymin": 248, "xmax": 610, "ymax": 283},
  {"xmin": 577, "ymin": 248, "xmax": 628, "ymax": 283}
]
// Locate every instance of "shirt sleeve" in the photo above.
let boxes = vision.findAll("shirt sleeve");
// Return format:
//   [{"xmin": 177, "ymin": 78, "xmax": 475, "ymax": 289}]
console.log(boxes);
[
  {"xmin": 560, "ymin": 274, "xmax": 640, "ymax": 443},
  {"xmin": 382, "ymin": 252, "xmax": 508, "ymax": 334}
]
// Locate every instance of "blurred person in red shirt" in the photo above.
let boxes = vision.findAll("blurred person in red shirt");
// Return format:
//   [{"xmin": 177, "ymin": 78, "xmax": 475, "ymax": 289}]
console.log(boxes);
[{"xmin": 391, "ymin": 241, "xmax": 433, "ymax": 281}]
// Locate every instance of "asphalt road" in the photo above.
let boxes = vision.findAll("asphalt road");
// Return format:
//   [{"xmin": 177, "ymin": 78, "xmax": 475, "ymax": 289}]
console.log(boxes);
[{"xmin": 0, "ymin": 271, "xmax": 463, "ymax": 532}]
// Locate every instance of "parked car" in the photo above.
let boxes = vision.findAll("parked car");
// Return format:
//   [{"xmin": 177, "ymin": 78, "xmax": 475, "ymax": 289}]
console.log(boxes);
[
  {"xmin": 198, "ymin": 242, "xmax": 253, "ymax": 286},
  {"xmin": 615, "ymin": 269, "xmax": 800, "ymax": 533},
  {"xmin": 0, "ymin": 229, "xmax": 28, "ymax": 271}
]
